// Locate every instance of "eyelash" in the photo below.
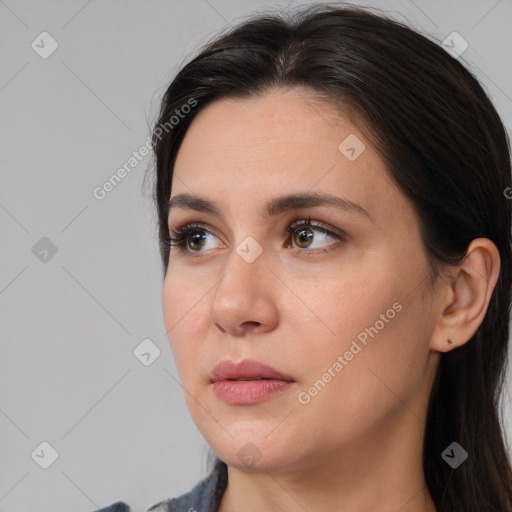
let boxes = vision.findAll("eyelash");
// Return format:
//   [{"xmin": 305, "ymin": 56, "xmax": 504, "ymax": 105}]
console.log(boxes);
[{"xmin": 166, "ymin": 216, "xmax": 344, "ymax": 257}]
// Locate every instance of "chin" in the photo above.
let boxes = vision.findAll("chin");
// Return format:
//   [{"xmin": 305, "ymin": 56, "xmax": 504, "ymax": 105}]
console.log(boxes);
[{"xmin": 210, "ymin": 432, "xmax": 302, "ymax": 472}]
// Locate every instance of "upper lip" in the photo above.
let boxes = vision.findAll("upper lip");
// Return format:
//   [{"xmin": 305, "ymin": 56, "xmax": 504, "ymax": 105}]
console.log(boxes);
[{"xmin": 210, "ymin": 359, "xmax": 295, "ymax": 383}]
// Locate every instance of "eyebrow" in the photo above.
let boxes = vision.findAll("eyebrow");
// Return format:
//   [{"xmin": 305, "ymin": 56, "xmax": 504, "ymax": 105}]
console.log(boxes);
[{"xmin": 167, "ymin": 192, "xmax": 372, "ymax": 221}]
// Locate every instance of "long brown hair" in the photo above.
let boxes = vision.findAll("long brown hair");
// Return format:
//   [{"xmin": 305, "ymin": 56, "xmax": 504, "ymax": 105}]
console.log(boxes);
[{"xmin": 147, "ymin": 4, "xmax": 512, "ymax": 510}]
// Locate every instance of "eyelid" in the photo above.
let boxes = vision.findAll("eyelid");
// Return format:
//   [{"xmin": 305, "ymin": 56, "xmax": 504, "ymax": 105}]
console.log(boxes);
[
  {"xmin": 287, "ymin": 217, "xmax": 345, "ymax": 238},
  {"xmin": 169, "ymin": 222, "xmax": 224, "ymax": 243}
]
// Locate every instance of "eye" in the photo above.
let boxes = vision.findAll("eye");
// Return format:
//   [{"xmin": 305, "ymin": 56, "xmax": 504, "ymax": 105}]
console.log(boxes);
[
  {"xmin": 167, "ymin": 223, "xmax": 222, "ymax": 254},
  {"xmin": 284, "ymin": 217, "xmax": 343, "ymax": 254},
  {"xmin": 167, "ymin": 217, "xmax": 344, "ymax": 256}
]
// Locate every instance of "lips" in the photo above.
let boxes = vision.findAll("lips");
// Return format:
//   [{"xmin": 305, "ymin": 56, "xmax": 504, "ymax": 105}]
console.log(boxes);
[{"xmin": 210, "ymin": 359, "xmax": 295, "ymax": 383}]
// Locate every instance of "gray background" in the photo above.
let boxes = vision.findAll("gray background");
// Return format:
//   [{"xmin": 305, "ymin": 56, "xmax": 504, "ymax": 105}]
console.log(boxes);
[{"xmin": 1, "ymin": 1, "xmax": 511, "ymax": 511}]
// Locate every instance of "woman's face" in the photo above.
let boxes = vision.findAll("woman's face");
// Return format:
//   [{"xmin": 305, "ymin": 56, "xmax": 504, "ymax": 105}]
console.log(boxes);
[{"xmin": 162, "ymin": 88, "xmax": 442, "ymax": 472}]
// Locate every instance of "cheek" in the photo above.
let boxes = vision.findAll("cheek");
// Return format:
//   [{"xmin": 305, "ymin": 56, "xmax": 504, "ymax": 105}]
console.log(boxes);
[
  {"xmin": 288, "ymin": 261, "xmax": 399, "ymax": 345},
  {"xmin": 162, "ymin": 261, "xmax": 209, "ymax": 328},
  {"xmin": 288, "ymin": 256, "xmax": 428, "ymax": 390},
  {"xmin": 162, "ymin": 268, "xmax": 207, "ymax": 378},
  {"xmin": 298, "ymin": 276, "xmax": 432, "ymax": 420},
  {"xmin": 289, "ymin": 305, "xmax": 429, "ymax": 451}
]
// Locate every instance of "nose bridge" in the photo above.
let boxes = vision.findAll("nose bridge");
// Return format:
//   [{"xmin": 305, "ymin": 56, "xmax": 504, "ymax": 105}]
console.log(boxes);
[
  {"xmin": 209, "ymin": 236, "xmax": 276, "ymax": 333},
  {"xmin": 214, "ymin": 236, "xmax": 267, "ymax": 306}
]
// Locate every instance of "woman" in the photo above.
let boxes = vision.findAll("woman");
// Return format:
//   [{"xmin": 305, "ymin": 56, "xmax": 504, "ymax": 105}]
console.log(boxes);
[{"xmin": 95, "ymin": 3, "xmax": 512, "ymax": 511}]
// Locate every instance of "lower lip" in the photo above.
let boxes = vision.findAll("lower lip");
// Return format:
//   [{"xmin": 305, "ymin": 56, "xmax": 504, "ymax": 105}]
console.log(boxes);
[{"xmin": 212, "ymin": 379, "xmax": 294, "ymax": 405}]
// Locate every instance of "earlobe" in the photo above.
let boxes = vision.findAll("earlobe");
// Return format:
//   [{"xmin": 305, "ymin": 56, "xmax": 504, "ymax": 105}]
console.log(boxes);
[{"xmin": 430, "ymin": 238, "xmax": 500, "ymax": 353}]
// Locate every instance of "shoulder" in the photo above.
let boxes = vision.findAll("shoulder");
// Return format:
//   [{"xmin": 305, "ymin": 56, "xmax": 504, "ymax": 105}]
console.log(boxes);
[
  {"xmin": 146, "ymin": 459, "xmax": 228, "ymax": 512},
  {"xmin": 88, "ymin": 460, "xmax": 228, "ymax": 512},
  {"xmin": 92, "ymin": 503, "xmax": 130, "ymax": 512}
]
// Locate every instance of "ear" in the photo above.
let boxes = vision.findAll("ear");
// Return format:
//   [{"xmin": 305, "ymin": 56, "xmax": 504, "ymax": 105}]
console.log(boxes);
[{"xmin": 430, "ymin": 238, "xmax": 500, "ymax": 353}]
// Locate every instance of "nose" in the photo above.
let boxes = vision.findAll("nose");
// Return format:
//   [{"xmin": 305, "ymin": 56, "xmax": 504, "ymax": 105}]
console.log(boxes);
[{"xmin": 209, "ymin": 247, "xmax": 279, "ymax": 337}]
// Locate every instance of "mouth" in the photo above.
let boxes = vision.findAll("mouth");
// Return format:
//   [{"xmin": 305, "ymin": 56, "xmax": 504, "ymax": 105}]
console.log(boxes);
[
  {"xmin": 212, "ymin": 380, "xmax": 295, "ymax": 406},
  {"xmin": 229, "ymin": 377, "xmax": 269, "ymax": 380},
  {"xmin": 210, "ymin": 359, "xmax": 295, "ymax": 383}
]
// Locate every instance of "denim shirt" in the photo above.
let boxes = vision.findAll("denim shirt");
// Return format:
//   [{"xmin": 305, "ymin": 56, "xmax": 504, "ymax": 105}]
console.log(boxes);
[{"xmin": 93, "ymin": 459, "xmax": 228, "ymax": 512}]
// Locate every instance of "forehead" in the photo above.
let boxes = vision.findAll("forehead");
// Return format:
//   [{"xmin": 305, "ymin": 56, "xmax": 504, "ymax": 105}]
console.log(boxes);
[
  {"xmin": 171, "ymin": 88, "xmax": 411, "ymax": 225},
  {"xmin": 176, "ymin": 88, "xmax": 358, "ymax": 171}
]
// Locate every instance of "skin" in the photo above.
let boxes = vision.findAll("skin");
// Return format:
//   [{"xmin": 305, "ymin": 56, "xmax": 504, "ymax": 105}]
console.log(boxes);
[{"xmin": 162, "ymin": 87, "xmax": 500, "ymax": 512}]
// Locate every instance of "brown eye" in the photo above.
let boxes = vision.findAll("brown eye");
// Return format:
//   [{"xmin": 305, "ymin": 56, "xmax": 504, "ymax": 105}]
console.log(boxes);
[
  {"xmin": 187, "ymin": 231, "xmax": 208, "ymax": 251},
  {"xmin": 293, "ymin": 227, "xmax": 315, "ymax": 249},
  {"xmin": 286, "ymin": 219, "xmax": 343, "ymax": 252},
  {"xmin": 168, "ymin": 224, "xmax": 219, "ymax": 253},
  {"xmin": 169, "ymin": 219, "xmax": 344, "ymax": 257}
]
